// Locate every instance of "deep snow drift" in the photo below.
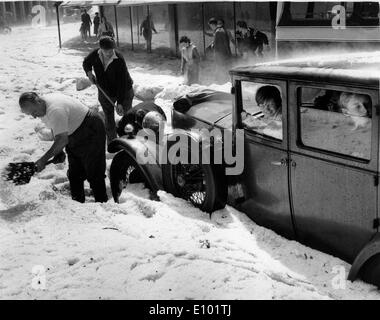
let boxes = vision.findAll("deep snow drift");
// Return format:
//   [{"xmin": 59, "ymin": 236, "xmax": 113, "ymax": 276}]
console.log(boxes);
[{"xmin": 0, "ymin": 23, "xmax": 379, "ymax": 300}]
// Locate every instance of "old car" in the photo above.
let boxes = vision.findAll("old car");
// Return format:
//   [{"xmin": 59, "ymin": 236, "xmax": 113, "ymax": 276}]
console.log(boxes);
[{"xmin": 108, "ymin": 52, "xmax": 380, "ymax": 287}]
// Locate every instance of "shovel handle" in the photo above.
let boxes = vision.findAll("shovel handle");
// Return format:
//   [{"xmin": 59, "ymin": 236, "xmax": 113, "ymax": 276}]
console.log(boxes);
[
  {"xmin": 46, "ymin": 158, "xmax": 55, "ymax": 165},
  {"xmin": 94, "ymin": 82, "xmax": 116, "ymax": 107}
]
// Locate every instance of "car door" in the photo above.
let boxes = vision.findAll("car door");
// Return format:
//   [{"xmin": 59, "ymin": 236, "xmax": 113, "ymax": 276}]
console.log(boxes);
[
  {"xmin": 234, "ymin": 78, "xmax": 296, "ymax": 239},
  {"xmin": 288, "ymin": 82, "xmax": 379, "ymax": 262}
]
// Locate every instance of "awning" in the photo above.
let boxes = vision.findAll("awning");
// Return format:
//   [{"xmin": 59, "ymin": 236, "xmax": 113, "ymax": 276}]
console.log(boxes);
[
  {"xmin": 61, "ymin": 0, "xmax": 227, "ymax": 8},
  {"xmin": 117, "ymin": 0, "xmax": 211, "ymax": 6},
  {"xmin": 60, "ymin": 0, "xmax": 120, "ymax": 7}
]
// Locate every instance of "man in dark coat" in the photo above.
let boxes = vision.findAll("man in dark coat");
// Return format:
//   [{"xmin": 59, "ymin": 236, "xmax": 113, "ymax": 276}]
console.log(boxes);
[
  {"xmin": 252, "ymin": 28, "xmax": 269, "ymax": 58},
  {"xmin": 93, "ymin": 12, "xmax": 100, "ymax": 36},
  {"xmin": 140, "ymin": 14, "xmax": 157, "ymax": 53},
  {"xmin": 81, "ymin": 9, "xmax": 92, "ymax": 39},
  {"xmin": 235, "ymin": 20, "xmax": 269, "ymax": 58},
  {"xmin": 83, "ymin": 36, "xmax": 134, "ymax": 144},
  {"xmin": 208, "ymin": 18, "xmax": 232, "ymax": 83}
]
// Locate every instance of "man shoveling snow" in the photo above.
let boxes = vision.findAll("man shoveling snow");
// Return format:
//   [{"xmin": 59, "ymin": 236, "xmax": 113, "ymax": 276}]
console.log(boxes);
[{"xmin": 18, "ymin": 92, "xmax": 108, "ymax": 203}]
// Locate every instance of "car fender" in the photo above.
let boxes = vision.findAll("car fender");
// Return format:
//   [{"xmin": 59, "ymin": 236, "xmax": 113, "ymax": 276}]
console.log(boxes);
[
  {"xmin": 348, "ymin": 233, "xmax": 380, "ymax": 281},
  {"xmin": 108, "ymin": 137, "xmax": 163, "ymax": 192}
]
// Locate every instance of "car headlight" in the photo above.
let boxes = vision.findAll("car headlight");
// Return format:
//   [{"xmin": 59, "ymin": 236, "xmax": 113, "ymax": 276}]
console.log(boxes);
[{"xmin": 124, "ymin": 124, "xmax": 135, "ymax": 138}]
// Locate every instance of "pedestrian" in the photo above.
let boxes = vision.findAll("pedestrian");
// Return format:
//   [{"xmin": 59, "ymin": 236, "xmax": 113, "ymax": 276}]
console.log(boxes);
[
  {"xmin": 97, "ymin": 16, "xmax": 114, "ymax": 39},
  {"xmin": 207, "ymin": 18, "xmax": 232, "ymax": 82},
  {"xmin": 83, "ymin": 36, "xmax": 134, "ymax": 144},
  {"xmin": 140, "ymin": 14, "xmax": 157, "ymax": 53},
  {"xmin": 79, "ymin": 22, "xmax": 86, "ymax": 40},
  {"xmin": 235, "ymin": 21, "xmax": 249, "ymax": 57},
  {"xmin": 252, "ymin": 27, "xmax": 269, "ymax": 58},
  {"xmin": 18, "ymin": 92, "xmax": 108, "ymax": 203},
  {"xmin": 93, "ymin": 12, "xmax": 100, "ymax": 36},
  {"xmin": 80, "ymin": 9, "xmax": 92, "ymax": 39},
  {"xmin": 179, "ymin": 36, "xmax": 200, "ymax": 85},
  {"xmin": 236, "ymin": 21, "xmax": 269, "ymax": 59}
]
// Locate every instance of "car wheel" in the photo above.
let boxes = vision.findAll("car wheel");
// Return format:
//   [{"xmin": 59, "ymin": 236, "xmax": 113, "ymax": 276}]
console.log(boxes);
[
  {"xmin": 359, "ymin": 254, "xmax": 380, "ymax": 288},
  {"xmin": 109, "ymin": 151, "xmax": 145, "ymax": 203},
  {"xmin": 162, "ymin": 162, "xmax": 226, "ymax": 213}
]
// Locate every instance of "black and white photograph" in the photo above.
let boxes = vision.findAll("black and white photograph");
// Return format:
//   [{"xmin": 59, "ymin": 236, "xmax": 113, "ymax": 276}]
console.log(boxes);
[{"xmin": 1, "ymin": 0, "xmax": 380, "ymax": 304}]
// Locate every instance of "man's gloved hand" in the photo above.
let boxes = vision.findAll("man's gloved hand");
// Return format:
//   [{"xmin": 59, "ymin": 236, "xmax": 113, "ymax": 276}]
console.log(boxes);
[
  {"xmin": 35, "ymin": 158, "xmax": 47, "ymax": 173},
  {"xmin": 116, "ymin": 104, "xmax": 124, "ymax": 116}
]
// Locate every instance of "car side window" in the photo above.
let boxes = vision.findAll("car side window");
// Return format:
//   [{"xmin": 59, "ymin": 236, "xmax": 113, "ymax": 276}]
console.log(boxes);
[
  {"xmin": 298, "ymin": 87, "xmax": 372, "ymax": 160},
  {"xmin": 240, "ymin": 81, "xmax": 283, "ymax": 140}
]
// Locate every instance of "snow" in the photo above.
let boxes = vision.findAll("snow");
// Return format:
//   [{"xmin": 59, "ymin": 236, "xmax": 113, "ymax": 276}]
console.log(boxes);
[{"xmin": 0, "ymin": 23, "xmax": 380, "ymax": 300}]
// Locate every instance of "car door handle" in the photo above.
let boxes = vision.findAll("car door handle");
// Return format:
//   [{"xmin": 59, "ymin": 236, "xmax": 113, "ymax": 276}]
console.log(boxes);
[{"xmin": 271, "ymin": 159, "xmax": 287, "ymax": 166}]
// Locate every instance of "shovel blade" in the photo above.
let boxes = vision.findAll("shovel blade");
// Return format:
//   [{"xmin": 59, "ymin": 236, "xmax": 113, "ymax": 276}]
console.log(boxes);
[{"xmin": 2, "ymin": 162, "xmax": 36, "ymax": 185}]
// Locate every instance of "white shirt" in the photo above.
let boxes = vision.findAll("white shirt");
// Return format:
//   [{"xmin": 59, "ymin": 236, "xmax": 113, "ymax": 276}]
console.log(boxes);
[
  {"xmin": 41, "ymin": 93, "xmax": 88, "ymax": 136},
  {"xmin": 181, "ymin": 44, "xmax": 196, "ymax": 64}
]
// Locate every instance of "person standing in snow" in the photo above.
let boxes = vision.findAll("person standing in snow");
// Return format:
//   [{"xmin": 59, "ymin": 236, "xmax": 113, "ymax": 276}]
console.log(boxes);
[
  {"xmin": 140, "ymin": 14, "xmax": 157, "ymax": 53},
  {"xmin": 252, "ymin": 27, "xmax": 269, "ymax": 58},
  {"xmin": 207, "ymin": 18, "xmax": 232, "ymax": 83},
  {"xmin": 235, "ymin": 21, "xmax": 269, "ymax": 59},
  {"xmin": 93, "ymin": 12, "xmax": 100, "ymax": 37},
  {"xmin": 97, "ymin": 16, "xmax": 114, "ymax": 39},
  {"xmin": 179, "ymin": 36, "xmax": 200, "ymax": 85},
  {"xmin": 83, "ymin": 36, "xmax": 134, "ymax": 143},
  {"xmin": 80, "ymin": 9, "xmax": 92, "ymax": 39},
  {"xmin": 18, "ymin": 92, "xmax": 108, "ymax": 203}
]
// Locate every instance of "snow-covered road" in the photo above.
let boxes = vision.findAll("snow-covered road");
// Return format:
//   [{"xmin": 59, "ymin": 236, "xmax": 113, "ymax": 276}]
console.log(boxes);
[{"xmin": 0, "ymin": 23, "xmax": 379, "ymax": 300}]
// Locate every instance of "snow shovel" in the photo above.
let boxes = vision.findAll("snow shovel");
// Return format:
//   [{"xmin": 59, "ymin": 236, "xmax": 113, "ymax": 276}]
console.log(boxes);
[
  {"xmin": 76, "ymin": 77, "xmax": 123, "ymax": 115},
  {"xmin": 1, "ymin": 152, "xmax": 66, "ymax": 186}
]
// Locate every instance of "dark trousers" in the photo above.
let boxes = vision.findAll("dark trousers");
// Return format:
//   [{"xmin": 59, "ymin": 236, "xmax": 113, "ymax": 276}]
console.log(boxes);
[
  {"xmin": 256, "ymin": 45, "xmax": 264, "ymax": 58},
  {"xmin": 66, "ymin": 110, "xmax": 108, "ymax": 203},
  {"xmin": 98, "ymin": 87, "xmax": 134, "ymax": 144},
  {"xmin": 143, "ymin": 32, "xmax": 152, "ymax": 52},
  {"xmin": 214, "ymin": 54, "xmax": 231, "ymax": 84}
]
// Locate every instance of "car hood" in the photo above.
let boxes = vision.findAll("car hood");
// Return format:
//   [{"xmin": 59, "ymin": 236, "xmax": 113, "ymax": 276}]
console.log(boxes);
[{"xmin": 185, "ymin": 99, "xmax": 232, "ymax": 127}]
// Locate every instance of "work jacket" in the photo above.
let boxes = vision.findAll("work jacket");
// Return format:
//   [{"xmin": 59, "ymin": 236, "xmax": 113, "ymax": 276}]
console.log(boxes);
[{"xmin": 83, "ymin": 49, "xmax": 133, "ymax": 104}]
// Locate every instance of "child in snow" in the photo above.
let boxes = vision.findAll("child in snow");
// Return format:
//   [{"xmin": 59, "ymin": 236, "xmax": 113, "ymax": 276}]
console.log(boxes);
[{"xmin": 179, "ymin": 36, "xmax": 200, "ymax": 86}]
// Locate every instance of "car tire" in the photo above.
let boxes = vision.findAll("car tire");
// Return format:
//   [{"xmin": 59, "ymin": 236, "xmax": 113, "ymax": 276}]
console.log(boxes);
[
  {"xmin": 109, "ymin": 150, "xmax": 144, "ymax": 203},
  {"xmin": 161, "ymin": 134, "xmax": 227, "ymax": 213},
  {"xmin": 359, "ymin": 254, "xmax": 380, "ymax": 288}
]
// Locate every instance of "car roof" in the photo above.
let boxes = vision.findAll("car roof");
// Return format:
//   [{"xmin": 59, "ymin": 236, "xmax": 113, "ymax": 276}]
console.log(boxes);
[{"xmin": 230, "ymin": 51, "xmax": 380, "ymax": 88}]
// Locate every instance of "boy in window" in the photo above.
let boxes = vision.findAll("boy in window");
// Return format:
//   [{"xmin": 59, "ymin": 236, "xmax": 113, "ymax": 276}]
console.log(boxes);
[{"xmin": 242, "ymin": 85, "xmax": 282, "ymax": 139}]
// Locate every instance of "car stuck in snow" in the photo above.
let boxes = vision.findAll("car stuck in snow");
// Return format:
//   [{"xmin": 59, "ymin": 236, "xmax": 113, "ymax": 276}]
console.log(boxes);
[{"xmin": 108, "ymin": 52, "xmax": 380, "ymax": 287}]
